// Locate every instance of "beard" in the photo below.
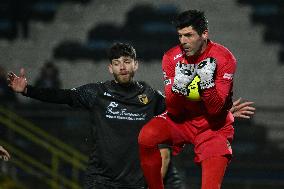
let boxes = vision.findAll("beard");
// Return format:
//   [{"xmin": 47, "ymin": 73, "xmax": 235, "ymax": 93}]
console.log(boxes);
[{"xmin": 113, "ymin": 71, "xmax": 135, "ymax": 85}]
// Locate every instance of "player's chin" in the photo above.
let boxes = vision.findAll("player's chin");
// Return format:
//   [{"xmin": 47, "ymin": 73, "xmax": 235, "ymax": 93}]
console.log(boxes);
[
  {"xmin": 185, "ymin": 51, "xmax": 195, "ymax": 57},
  {"xmin": 117, "ymin": 75, "xmax": 132, "ymax": 84}
]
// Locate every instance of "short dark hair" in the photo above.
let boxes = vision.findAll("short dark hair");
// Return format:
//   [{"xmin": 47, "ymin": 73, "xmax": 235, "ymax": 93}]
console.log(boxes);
[
  {"xmin": 108, "ymin": 42, "xmax": 137, "ymax": 62},
  {"xmin": 173, "ymin": 10, "xmax": 208, "ymax": 35}
]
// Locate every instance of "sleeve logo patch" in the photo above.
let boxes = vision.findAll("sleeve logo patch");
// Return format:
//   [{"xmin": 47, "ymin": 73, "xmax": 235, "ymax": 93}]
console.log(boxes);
[
  {"xmin": 174, "ymin": 53, "xmax": 182, "ymax": 60},
  {"xmin": 223, "ymin": 73, "xmax": 234, "ymax": 80}
]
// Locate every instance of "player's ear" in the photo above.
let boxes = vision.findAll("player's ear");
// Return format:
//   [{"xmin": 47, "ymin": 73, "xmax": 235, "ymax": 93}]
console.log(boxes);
[
  {"xmin": 134, "ymin": 60, "xmax": 139, "ymax": 71},
  {"xmin": 108, "ymin": 64, "xmax": 114, "ymax": 74},
  {"xmin": 202, "ymin": 29, "xmax": 208, "ymax": 40}
]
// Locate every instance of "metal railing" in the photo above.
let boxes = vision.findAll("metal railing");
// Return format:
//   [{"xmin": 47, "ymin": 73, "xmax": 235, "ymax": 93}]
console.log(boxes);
[{"xmin": 0, "ymin": 105, "xmax": 88, "ymax": 189}]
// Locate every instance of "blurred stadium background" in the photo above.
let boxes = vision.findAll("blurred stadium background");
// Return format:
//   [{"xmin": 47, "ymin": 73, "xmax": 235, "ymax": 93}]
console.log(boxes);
[{"xmin": 0, "ymin": 0, "xmax": 284, "ymax": 188}]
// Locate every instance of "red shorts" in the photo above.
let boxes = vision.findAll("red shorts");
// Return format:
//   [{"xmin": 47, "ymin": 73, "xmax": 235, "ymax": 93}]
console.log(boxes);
[{"xmin": 152, "ymin": 111, "xmax": 234, "ymax": 163}]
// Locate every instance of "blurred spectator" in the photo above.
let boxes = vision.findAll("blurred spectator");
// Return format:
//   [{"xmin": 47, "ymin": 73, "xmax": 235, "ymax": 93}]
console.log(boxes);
[
  {"xmin": 0, "ymin": 66, "xmax": 17, "ymax": 105},
  {"xmin": 34, "ymin": 61, "xmax": 61, "ymax": 89}
]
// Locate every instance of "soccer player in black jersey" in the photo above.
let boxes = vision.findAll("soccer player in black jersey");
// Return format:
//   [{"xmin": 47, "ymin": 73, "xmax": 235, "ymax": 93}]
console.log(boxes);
[{"xmin": 7, "ymin": 43, "xmax": 254, "ymax": 189}]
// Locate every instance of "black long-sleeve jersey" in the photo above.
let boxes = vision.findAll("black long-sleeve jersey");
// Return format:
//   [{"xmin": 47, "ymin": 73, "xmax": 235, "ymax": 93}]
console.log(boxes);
[{"xmin": 24, "ymin": 80, "xmax": 181, "ymax": 188}]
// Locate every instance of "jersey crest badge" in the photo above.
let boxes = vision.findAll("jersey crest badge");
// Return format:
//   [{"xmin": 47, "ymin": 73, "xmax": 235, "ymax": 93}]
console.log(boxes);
[{"xmin": 138, "ymin": 94, "xmax": 149, "ymax": 105}]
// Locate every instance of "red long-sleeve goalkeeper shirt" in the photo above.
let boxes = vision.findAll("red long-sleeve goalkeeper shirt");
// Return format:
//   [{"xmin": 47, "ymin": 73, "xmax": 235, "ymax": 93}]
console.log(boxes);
[{"xmin": 162, "ymin": 40, "xmax": 237, "ymax": 124}]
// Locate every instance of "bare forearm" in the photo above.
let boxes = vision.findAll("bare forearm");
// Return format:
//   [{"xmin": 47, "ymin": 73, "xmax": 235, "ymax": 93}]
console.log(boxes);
[{"xmin": 160, "ymin": 148, "xmax": 171, "ymax": 178}]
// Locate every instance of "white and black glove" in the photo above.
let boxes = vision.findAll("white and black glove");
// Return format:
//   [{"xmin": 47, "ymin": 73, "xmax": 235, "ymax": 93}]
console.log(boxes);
[
  {"xmin": 196, "ymin": 57, "xmax": 216, "ymax": 89},
  {"xmin": 172, "ymin": 61, "xmax": 197, "ymax": 95}
]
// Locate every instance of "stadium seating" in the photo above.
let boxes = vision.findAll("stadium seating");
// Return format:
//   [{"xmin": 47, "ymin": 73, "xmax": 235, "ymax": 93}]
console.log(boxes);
[
  {"xmin": 0, "ymin": 0, "xmax": 91, "ymax": 40},
  {"xmin": 53, "ymin": 3, "xmax": 179, "ymax": 61},
  {"xmin": 237, "ymin": 0, "xmax": 284, "ymax": 64}
]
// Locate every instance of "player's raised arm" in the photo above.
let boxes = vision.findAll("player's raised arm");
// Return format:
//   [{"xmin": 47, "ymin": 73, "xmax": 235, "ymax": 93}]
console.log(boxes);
[
  {"xmin": 7, "ymin": 68, "xmax": 28, "ymax": 94},
  {"xmin": 7, "ymin": 68, "xmax": 80, "ymax": 106}
]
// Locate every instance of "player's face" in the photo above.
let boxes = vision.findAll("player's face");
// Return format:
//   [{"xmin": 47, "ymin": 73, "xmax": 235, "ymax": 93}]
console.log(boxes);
[
  {"xmin": 177, "ymin": 26, "xmax": 208, "ymax": 57},
  {"xmin": 109, "ymin": 56, "xmax": 138, "ymax": 84}
]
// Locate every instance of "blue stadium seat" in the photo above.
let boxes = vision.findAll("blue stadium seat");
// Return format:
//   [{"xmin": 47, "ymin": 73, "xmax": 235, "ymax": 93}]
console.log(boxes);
[{"xmin": 30, "ymin": 0, "xmax": 59, "ymax": 22}]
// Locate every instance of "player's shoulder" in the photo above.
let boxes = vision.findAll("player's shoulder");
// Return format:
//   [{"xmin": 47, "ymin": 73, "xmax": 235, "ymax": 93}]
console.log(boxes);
[
  {"xmin": 163, "ymin": 45, "xmax": 183, "ymax": 61},
  {"xmin": 82, "ymin": 82, "xmax": 103, "ymax": 88},
  {"xmin": 99, "ymin": 80, "xmax": 117, "ymax": 92},
  {"xmin": 209, "ymin": 41, "xmax": 236, "ymax": 61},
  {"xmin": 136, "ymin": 81, "xmax": 161, "ymax": 96},
  {"xmin": 136, "ymin": 81, "xmax": 153, "ymax": 91},
  {"xmin": 70, "ymin": 82, "xmax": 103, "ymax": 98},
  {"xmin": 74, "ymin": 82, "xmax": 102, "ymax": 91}
]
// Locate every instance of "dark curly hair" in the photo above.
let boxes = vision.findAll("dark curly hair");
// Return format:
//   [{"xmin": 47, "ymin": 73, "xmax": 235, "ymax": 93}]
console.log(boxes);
[
  {"xmin": 173, "ymin": 10, "xmax": 208, "ymax": 35},
  {"xmin": 108, "ymin": 42, "xmax": 137, "ymax": 62}
]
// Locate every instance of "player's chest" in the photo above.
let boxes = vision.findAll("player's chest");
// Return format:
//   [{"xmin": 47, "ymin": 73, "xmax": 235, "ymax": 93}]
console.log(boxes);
[{"xmin": 96, "ymin": 93, "xmax": 154, "ymax": 122}]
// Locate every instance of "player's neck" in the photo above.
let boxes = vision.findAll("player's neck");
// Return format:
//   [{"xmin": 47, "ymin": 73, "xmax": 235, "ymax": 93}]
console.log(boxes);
[
  {"xmin": 200, "ymin": 39, "xmax": 208, "ymax": 54},
  {"xmin": 114, "ymin": 80, "xmax": 135, "ymax": 87}
]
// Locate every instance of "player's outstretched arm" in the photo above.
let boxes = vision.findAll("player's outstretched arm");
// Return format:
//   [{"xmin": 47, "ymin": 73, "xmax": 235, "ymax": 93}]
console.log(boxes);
[
  {"xmin": 8, "ymin": 68, "xmax": 76, "ymax": 105},
  {"xmin": 230, "ymin": 98, "xmax": 255, "ymax": 119},
  {"xmin": 0, "ymin": 145, "xmax": 10, "ymax": 161},
  {"xmin": 7, "ymin": 68, "xmax": 28, "ymax": 93}
]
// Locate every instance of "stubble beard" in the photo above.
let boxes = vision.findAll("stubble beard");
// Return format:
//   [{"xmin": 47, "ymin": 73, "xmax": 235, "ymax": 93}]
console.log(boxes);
[{"xmin": 114, "ymin": 71, "xmax": 135, "ymax": 85}]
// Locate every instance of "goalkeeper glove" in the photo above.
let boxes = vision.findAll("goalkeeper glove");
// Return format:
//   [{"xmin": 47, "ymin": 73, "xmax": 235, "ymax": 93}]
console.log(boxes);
[
  {"xmin": 172, "ymin": 61, "xmax": 197, "ymax": 95},
  {"xmin": 196, "ymin": 57, "xmax": 216, "ymax": 89}
]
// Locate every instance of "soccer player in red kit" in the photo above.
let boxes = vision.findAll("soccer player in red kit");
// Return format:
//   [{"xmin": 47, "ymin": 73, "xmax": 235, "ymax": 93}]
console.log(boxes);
[{"xmin": 138, "ymin": 10, "xmax": 237, "ymax": 189}]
